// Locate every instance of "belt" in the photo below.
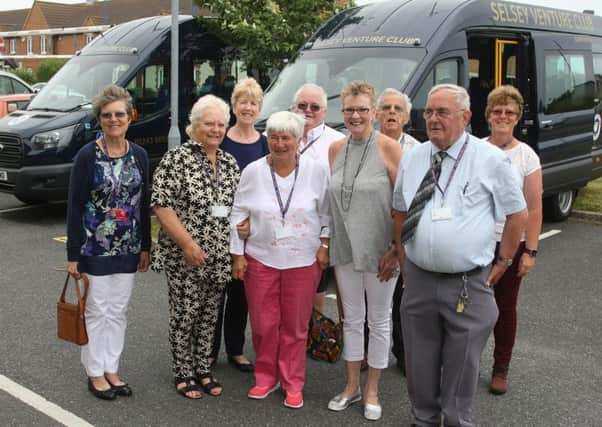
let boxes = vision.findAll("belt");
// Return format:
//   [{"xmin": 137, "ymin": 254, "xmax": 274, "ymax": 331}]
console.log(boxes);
[{"xmin": 435, "ymin": 265, "xmax": 486, "ymax": 278}]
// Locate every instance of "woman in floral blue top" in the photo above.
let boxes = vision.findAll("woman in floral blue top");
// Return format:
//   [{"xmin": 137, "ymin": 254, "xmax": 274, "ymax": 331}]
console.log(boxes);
[{"xmin": 66, "ymin": 84, "xmax": 150, "ymax": 401}]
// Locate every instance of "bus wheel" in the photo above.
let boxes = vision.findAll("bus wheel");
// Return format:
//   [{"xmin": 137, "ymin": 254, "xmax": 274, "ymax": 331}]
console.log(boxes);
[{"xmin": 543, "ymin": 190, "xmax": 576, "ymax": 222}]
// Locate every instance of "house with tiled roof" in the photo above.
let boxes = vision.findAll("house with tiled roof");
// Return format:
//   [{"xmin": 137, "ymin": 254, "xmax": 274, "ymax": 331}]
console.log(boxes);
[{"xmin": 0, "ymin": 0, "xmax": 205, "ymax": 73}]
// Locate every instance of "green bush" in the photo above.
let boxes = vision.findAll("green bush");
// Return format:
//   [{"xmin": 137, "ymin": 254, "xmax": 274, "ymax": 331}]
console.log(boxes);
[
  {"xmin": 12, "ymin": 68, "xmax": 36, "ymax": 84},
  {"xmin": 35, "ymin": 59, "xmax": 68, "ymax": 82}
]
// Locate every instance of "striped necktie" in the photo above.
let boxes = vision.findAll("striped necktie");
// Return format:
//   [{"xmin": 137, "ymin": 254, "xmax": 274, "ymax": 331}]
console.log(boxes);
[{"xmin": 400, "ymin": 151, "xmax": 447, "ymax": 243}]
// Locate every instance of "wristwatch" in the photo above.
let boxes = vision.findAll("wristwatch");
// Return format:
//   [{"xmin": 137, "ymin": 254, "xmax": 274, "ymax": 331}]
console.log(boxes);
[
  {"xmin": 496, "ymin": 256, "xmax": 513, "ymax": 266},
  {"xmin": 523, "ymin": 248, "xmax": 538, "ymax": 258}
]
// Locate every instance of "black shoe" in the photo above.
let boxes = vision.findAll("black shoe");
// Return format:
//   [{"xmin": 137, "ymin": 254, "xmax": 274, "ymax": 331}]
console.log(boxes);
[
  {"xmin": 106, "ymin": 378, "xmax": 133, "ymax": 397},
  {"xmin": 88, "ymin": 378, "xmax": 117, "ymax": 400},
  {"xmin": 228, "ymin": 356, "xmax": 254, "ymax": 372}
]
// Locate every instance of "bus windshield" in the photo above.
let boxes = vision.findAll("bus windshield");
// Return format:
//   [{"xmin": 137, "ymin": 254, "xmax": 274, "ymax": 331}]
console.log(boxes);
[
  {"xmin": 259, "ymin": 46, "xmax": 426, "ymax": 128},
  {"xmin": 28, "ymin": 55, "xmax": 138, "ymax": 112}
]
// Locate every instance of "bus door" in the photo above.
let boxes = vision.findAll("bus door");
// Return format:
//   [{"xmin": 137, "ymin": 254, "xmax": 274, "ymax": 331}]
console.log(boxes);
[{"xmin": 467, "ymin": 33, "xmax": 536, "ymax": 145}]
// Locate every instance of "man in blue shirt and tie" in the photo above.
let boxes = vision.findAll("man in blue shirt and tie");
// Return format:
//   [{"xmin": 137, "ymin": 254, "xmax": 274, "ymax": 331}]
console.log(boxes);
[{"xmin": 392, "ymin": 84, "xmax": 527, "ymax": 427}]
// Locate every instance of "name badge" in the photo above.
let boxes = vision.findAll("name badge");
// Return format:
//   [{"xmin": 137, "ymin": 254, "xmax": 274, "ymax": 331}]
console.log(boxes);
[
  {"xmin": 211, "ymin": 205, "xmax": 229, "ymax": 218},
  {"xmin": 274, "ymin": 222, "xmax": 295, "ymax": 241},
  {"xmin": 431, "ymin": 207, "xmax": 452, "ymax": 221}
]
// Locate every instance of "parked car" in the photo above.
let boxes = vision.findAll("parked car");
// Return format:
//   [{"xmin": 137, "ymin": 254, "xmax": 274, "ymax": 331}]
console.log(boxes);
[
  {"xmin": 0, "ymin": 93, "xmax": 34, "ymax": 118},
  {"xmin": 0, "ymin": 71, "xmax": 34, "ymax": 95},
  {"xmin": 32, "ymin": 82, "xmax": 47, "ymax": 93}
]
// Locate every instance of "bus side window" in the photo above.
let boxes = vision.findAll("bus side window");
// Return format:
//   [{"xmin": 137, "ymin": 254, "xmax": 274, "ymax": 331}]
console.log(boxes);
[
  {"xmin": 411, "ymin": 59, "xmax": 460, "ymax": 139},
  {"xmin": 594, "ymin": 53, "xmax": 602, "ymax": 102},
  {"xmin": 544, "ymin": 52, "xmax": 594, "ymax": 114},
  {"xmin": 126, "ymin": 64, "xmax": 168, "ymax": 119}
]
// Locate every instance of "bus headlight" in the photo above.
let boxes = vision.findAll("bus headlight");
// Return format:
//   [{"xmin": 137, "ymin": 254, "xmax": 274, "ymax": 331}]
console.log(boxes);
[{"xmin": 31, "ymin": 126, "xmax": 76, "ymax": 150}]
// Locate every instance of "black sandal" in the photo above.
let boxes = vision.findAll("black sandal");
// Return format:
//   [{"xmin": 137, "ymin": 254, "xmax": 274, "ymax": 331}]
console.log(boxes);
[
  {"xmin": 175, "ymin": 377, "xmax": 202, "ymax": 400},
  {"xmin": 197, "ymin": 373, "xmax": 223, "ymax": 397}
]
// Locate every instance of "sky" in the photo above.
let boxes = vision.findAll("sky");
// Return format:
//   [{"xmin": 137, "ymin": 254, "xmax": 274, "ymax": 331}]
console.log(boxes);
[{"xmin": 0, "ymin": 0, "xmax": 600, "ymax": 16}]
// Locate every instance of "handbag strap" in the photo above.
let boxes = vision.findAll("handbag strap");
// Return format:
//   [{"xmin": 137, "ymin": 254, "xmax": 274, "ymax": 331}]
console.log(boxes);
[{"xmin": 60, "ymin": 273, "xmax": 90, "ymax": 309}]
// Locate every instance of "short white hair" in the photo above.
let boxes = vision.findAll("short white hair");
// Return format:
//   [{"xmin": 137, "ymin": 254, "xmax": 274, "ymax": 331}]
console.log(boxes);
[
  {"xmin": 186, "ymin": 95, "xmax": 230, "ymax": 138},
  {"xmin": 377, "ymin": 88, "xmax": 412, "ymax": 113},
  {"xmin": 292, "ymin": 83, "xmax": 328, "ymax": 108},
  {"xmin": 266, "ymin": 111, "xmax": 305, "ymax": 141},
  {"xmin": 428, "ymin": 84, "xmax": 470, "ymax": 111}
]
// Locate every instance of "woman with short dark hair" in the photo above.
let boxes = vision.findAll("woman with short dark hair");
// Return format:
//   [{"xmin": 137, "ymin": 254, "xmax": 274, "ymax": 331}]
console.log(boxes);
[{"xmin": 67, "ymin": 83, "xmax": 150, "ymax": 400}]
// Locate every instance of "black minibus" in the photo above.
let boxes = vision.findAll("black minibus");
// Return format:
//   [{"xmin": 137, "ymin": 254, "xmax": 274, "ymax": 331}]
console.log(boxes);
[
  {"xmin": 0, "ymin": 15, "xmax": 244, "ymax": 203},
  {"xmin": 259, "ymin": 0, "xmax": 602, "ymax": 220}
]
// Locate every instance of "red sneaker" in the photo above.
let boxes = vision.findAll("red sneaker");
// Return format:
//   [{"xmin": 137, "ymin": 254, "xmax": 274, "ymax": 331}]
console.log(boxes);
[
  {"xmin": 489, "ymin": 366, "xmax": 509, "ymax": 395},
  {"xmin": 284, "ymin": 391, "xmax": 304, "ymax": 409},
  {"xmin": 247, "ymin": 383, "xmax": 280, "ymax": 399}
]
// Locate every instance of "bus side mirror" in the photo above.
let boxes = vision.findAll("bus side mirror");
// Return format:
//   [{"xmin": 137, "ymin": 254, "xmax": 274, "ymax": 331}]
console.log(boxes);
[{"xmin": 130, "ymin": 108, "xmax": 139, "ymax": 122}]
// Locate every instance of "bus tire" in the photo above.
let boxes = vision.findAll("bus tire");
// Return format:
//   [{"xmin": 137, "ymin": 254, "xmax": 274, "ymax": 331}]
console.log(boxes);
[{"xmin": 543, "ymin": 190, "xmax": 576, "ymax": 222}]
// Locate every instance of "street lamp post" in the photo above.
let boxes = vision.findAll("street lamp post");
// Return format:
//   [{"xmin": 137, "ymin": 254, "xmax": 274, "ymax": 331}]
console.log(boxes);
[{"xmin": 168, "ymin": 0, "xmax": 180, "ymax": 149}]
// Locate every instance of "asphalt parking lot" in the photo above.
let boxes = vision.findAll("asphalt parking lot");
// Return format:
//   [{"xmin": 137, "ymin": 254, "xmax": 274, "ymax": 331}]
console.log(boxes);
[{"xmin": 1, "ymin": 194, "xmax": 601, "ymax": 426}]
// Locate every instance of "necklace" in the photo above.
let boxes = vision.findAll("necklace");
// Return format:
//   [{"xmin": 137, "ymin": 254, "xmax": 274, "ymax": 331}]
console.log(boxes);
[{"xmin": 340, "ymin": 132, "xmax": 373, "ymax": 212}]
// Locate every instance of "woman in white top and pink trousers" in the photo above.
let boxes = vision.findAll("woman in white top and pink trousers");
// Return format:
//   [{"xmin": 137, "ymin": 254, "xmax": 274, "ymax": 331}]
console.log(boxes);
[{"xmin": 230, "ymin": 111, "xmax": 330, "ymax": 409}]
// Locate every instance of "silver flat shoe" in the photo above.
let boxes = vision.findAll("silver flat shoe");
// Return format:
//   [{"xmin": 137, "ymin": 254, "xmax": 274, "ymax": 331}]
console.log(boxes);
[
  {"xmin": 327, "ymin": 390, "xmax": 362, "ymax": 411},
  {"xmin": 364, "ymin": 402, "xmax": 382, "ymax": 421}
]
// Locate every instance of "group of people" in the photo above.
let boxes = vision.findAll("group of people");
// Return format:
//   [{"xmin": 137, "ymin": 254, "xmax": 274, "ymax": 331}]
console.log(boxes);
[{"xmin": 66, "ymin": 76, "xmax": 542, "ymax": 426}]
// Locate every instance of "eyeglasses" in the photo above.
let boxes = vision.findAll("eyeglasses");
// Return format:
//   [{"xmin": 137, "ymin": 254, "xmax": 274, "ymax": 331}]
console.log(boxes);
[
  {"xmin": 379, "ymin": 104, "xmax": 404, "ymax": 113},
  {"xmin": 342, "ymin": 107, "xmax": 371, "ymax": 115},
  {"xmin": 296, "ymin": 102, "xmax": 322, "ymax": 112},
  {"xmin": 100, "ymin": 111, "xmax": 128, "ymax": 119},
  {"xmin": 423, "ymin": 108, "xmax": 464, "ymax": 119},
  {"xmin": 491, "ymin": 109, "xmax": 518, "ymax": 118}
]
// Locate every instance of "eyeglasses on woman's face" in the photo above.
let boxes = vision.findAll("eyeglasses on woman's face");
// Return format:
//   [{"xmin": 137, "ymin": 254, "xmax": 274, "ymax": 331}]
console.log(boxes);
[
  {"xmin": 100, "ymin": 111, "xmax": 128, "ymax": 120},
  {"xmin": 342, "ymin": 107, "xmax": 371, "ymax": 115},
  {"xmin": 490, "ymin": 108, "xmax": 518, "ymax": 118}
]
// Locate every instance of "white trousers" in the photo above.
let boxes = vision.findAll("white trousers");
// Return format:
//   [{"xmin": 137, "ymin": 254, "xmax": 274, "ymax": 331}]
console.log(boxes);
[
  {"xmin": 81, "ymin": 273, "xmax": 135, "ymax": 377},
  {"xmin": 335, "ymin": 264, "xmax": 397, "ymax": 369}
]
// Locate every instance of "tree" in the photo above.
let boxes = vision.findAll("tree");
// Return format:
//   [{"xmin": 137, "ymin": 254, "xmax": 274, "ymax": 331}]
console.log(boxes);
[
  {"xmin": 195, "ymin": 0, "xmax": 352, "ymax": 85},
  {"xmin": 12, "ymin": 68, "xmax": 36, "ymax": 84},
  {"xmin": 36, "ymin": 59, "xmax": 68, "ymax": 82}
]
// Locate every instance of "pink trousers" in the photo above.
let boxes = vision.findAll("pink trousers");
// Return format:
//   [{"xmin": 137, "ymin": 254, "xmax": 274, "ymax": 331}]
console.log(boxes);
[{"xmin": 244, "ymin": 256, "xmax": 321, "ymax": 392}]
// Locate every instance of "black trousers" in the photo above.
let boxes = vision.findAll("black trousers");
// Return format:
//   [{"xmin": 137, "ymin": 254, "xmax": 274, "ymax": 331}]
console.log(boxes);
[
  {"xmin": 391, "ymin": 274, "xmax": 405, "ymax": 360},
  {"xmin": 211, "ymin": 279, "xmax": 248, "ymax": 359},
  {"xmin": 363, "ymin": 274, "xmax": 404, "ymax": 360}
]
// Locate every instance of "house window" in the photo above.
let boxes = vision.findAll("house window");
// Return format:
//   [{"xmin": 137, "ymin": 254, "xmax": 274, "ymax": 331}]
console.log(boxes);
[
  {"xmin": 10, "ymin": 39, "xmax": 16, "ymax": 54},
  {"xmin": 41, "ymin": 36, "xmax": 47, "ymax": 54},
  {"xmin": 86, "ymin": 33, "xmax": 94, "ymax": 44},
  {"xmin": 26, "ymin": 36, "xmax": 33, "ymax": 55}
]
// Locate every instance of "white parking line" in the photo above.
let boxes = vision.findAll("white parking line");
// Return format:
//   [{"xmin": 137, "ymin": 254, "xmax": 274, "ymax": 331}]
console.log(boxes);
[
  {"xmin": 539, "ymin": 229, "xmax": 562, "ymax": 240},
  {"xmin": 0, "ymin": 374, "xmax": 93, "ymax": 427},
  {"xmin": 0, "ymin": 201, "xmax": 65, "ymax": 214}
]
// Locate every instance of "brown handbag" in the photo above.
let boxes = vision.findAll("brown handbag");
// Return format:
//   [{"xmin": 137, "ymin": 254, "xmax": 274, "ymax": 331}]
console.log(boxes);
[{"xmin": 57, "ymin": 273, "xmax": 89, "ymax": 345}]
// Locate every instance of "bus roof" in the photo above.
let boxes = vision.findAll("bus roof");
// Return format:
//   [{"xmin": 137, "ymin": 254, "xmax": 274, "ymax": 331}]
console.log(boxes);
[
  {"xmin": 80, "ymin": 15, "xmax": 194, "ymax": 56},
  {"xmin": 307, "ymin": 0, "xmax": 602, "ymax": 50}
]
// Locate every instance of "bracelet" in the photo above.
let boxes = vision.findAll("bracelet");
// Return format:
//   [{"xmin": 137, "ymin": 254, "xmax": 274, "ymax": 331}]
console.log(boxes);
[{"xmin": 320, "ymin": 243, "xmax": 329, "ymax": 249}]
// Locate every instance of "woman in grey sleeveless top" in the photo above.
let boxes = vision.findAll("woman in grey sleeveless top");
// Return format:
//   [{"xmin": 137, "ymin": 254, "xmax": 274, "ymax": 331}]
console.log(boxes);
[{"xmin": 326, "ymin": 81, "xmax": 402, "ymax": 421}]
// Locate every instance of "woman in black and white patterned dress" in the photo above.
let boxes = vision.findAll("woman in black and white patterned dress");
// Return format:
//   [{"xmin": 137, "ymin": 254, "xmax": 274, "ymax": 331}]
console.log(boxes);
[{"xmin": 151, "ymin": 95, "xmax": 239, "ymax": 399}]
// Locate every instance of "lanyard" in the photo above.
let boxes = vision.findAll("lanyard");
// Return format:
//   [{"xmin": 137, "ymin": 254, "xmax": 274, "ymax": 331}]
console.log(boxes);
[
  {"xmin": 340, "ymin": 132, "xmax": 373, "ymax": 211},
  {"xmin": 192, "ymin": 146, "xmax": 221, "ymax": 200},
  {"xmin": 269, "ymin": 156, "xmax": 299, "ymax": 223},
  {"xmin": 431, "ymin": 134, "xmax": 469, "ymax": 202},
  {"xmin": 102, "ymin": 138, "xmax": 128, "ymax": 207},
  {"xmin": 299, "ymin": 124, "xmax": 325, "ymax": 155}
]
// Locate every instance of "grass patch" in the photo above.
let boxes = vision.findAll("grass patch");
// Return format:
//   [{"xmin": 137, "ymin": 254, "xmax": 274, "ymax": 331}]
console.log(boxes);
[{"xmin": 574, "ymin": 177, "xmax": 602, "ymax": 212}]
